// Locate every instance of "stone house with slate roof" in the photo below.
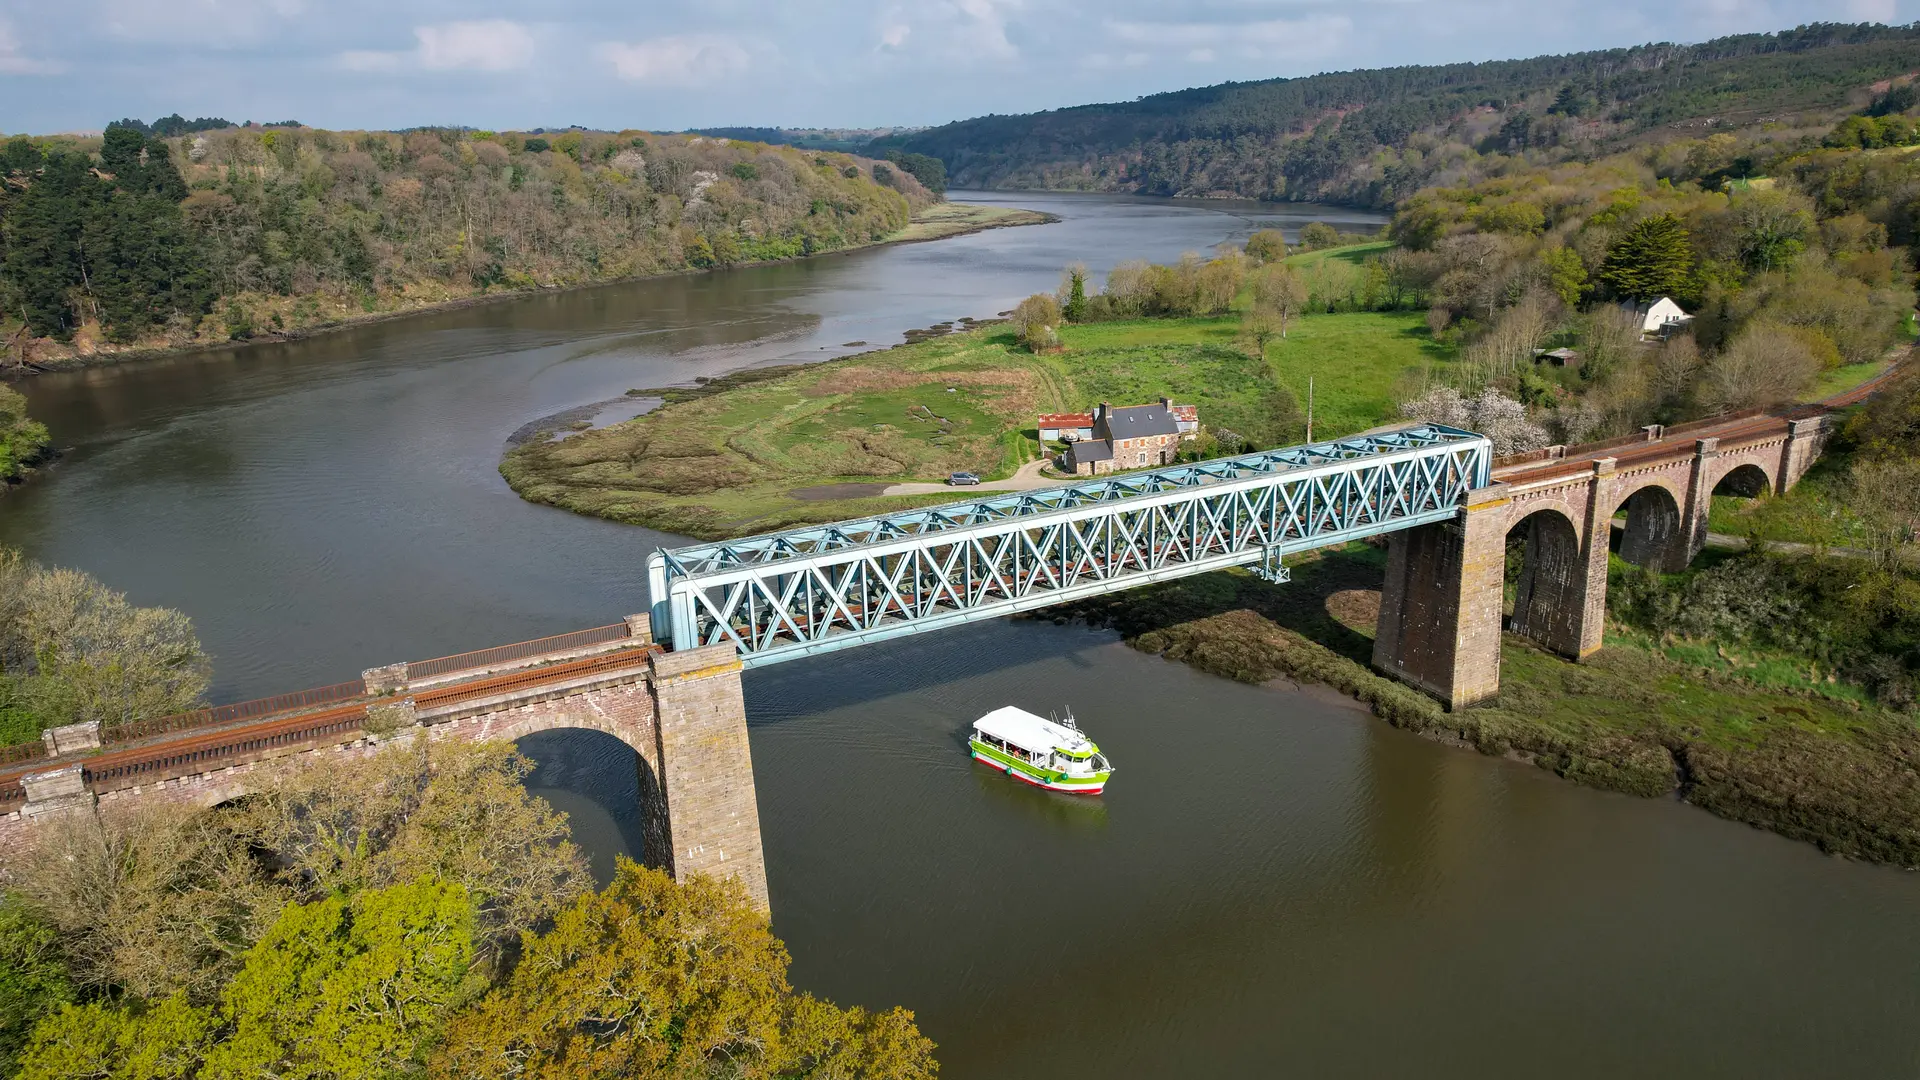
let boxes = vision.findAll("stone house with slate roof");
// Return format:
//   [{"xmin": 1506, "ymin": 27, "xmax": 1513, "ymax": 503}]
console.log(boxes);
[{"xmin": 1061, "ymin": 398, "xmax": 1198, "ymax": 476}]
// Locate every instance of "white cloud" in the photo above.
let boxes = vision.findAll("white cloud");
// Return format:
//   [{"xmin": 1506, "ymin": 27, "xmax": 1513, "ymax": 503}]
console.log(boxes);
[
  {"xmin": 597, "ymin": 34, "xmax": 754, "ymax": 85},
  {"xmin": 334, "ymin": 20, "xmax": 534, "ymax": 75},
  {"xmin": 0, "ymin": 18, "xmax": 62, "ymax": 75},
  {"xmin": 869, "ymin": 0, "xmax": 1022, "ymax": 65},
  {"xmin": 101, "ymin": 0, "xmax": 303, "ymax": 45},
  {"xmin": 952, "ymin": 0, "xmax": 1019, "ymax": 60},
  {"xmin": 415, "ymin": 20, "xmax": 534, "ymax": 72},
  {"xmin": 1107, "ymin": 15, "xmax": 1352, "ymax": 62}
]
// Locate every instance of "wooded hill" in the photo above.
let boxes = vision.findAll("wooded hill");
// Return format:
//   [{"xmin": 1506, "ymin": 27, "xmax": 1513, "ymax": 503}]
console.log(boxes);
[
  {"xmin": 882, "ymin": 22, "xmax": 1920, "ymax": 205},
  {"xmin": 0, "ymin": 125, "xmax": 932, "ymax": 365}
]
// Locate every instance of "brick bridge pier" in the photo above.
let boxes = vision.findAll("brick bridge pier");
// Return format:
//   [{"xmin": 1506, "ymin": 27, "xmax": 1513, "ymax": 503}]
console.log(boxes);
[
  {"xmin": 0, "ymin": 620, "xmax": 769, "ymax": 911},
  {"xmin": 1375, "ymin": 408, "xmax": 1835, "ymax": 709}
]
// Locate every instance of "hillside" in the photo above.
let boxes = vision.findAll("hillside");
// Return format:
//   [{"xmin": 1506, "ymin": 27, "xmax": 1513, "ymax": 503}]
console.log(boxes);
[
  {"xmin": 883, "ymin": 22, "xmax": 1920, "ymax": 205},
  {"xmin": 0, "ymin": 125, "xmax": 932, "ymax": 367}
]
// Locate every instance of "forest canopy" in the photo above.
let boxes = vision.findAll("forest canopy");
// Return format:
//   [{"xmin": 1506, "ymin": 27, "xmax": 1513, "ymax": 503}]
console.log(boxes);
[
  {"xmin": 0, "ymin": 125, "xmax": 931, "ymax": 360},
  {"xmin": 882, "ymin": 23, "xmax": 1920, "ymax": 206}
]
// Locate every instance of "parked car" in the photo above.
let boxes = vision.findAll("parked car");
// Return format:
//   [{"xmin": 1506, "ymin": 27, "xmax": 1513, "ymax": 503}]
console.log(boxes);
[{"xmin": 948, "ymin": 472, "xmax": 982, "ymax": 486}]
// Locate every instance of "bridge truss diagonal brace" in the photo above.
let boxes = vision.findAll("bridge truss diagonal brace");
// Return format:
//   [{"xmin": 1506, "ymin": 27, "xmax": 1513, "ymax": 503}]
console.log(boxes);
[{"xmin": 650, "ymin": 426, "xmax": 1493, "ymax": 668}]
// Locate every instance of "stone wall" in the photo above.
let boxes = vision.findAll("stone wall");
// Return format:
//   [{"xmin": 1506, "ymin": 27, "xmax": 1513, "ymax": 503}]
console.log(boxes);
[{"xmin": 0, "ymin": 651, "xmax": 770, "ymax": 912}]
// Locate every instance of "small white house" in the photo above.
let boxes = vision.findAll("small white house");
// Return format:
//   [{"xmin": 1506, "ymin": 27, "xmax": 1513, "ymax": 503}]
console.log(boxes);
[{"xmin": 1634, "ymin": 297, "xmax": 1693, "ymax": 338}]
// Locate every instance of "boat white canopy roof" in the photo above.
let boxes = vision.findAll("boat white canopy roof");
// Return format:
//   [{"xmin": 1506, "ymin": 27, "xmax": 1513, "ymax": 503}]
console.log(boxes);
[{"xmin": 973, "ymin": 706, "xmax": 1093, "ymax": 755}]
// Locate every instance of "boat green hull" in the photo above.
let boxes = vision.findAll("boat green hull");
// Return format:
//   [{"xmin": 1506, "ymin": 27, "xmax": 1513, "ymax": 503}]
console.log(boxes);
[{"xmin": 969, "ymin": 739, "xmax": 1110, "ymax": 794}]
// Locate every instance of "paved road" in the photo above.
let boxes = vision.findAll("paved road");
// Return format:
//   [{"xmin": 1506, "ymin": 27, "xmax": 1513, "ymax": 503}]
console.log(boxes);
[{"xmin": 882, "ymin": 457, "xmax": 1061, "ymax": 496}]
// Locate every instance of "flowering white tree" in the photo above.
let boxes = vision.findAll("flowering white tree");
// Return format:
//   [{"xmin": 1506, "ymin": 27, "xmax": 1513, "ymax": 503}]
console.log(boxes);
[{"xmin": 1399, "ymin": 386, "xmax": 1550, "ymax": 456}]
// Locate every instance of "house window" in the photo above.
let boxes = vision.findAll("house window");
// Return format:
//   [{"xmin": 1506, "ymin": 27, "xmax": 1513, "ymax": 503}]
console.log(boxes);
[{"xmin": 1136, "ymin": 451, "xmax": 1147, "ymax": 466}]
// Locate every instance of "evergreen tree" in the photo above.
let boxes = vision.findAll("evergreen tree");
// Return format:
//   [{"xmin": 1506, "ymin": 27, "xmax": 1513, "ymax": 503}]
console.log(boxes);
[
  {"xmin": 0, "ymin": 133, "xmax": 210, "ymax": 343},
  {"xmin": 98, "ymin": 126, "xmax": 147, "ymax": 185},
  {"xmin": 1, "ymin": 152, "xmax": 96, "ymax": 340},
  {"xmin": 1598, "ymin": 213, "xmax": 1695, "ymax": 303}
]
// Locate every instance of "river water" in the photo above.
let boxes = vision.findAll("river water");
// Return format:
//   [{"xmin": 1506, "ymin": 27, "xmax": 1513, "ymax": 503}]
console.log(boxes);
[{"xmin": 4, "ymin": 192, "xmax": 1918, "ymax": 1077}]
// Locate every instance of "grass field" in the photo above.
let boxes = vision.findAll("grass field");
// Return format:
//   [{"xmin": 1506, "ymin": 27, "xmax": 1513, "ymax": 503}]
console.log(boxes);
[
  {"xmin": 1282, "ymin": 241, "xmax": 1393, "ymax": 309},
  {"xmin": 1706, "ymin": 453, "xmax": 1867, "ymax": 548},
  {"xmin": 1282, "ymin": 240, "xmax": 1393, "ymax": 271},
  {"xmin": 502, "ymin": 309, "xmax": 1456, "ymax": 539},
  {"xmin": 1810, "ymin": 360, "xmax": 1895, "ymax": 401}
]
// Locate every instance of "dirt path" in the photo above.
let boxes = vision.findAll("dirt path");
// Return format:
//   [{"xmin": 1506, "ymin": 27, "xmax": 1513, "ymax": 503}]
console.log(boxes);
[{"xmin": 881, "ymin": 457, "xmax": 1060, "ymax": 496}]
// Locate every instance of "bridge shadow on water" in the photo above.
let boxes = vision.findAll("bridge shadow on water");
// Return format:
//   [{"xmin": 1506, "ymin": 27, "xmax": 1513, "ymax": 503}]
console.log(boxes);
[{"xmin": 738, "ymin": 616, "xmax": 1132, "ymax": 724}]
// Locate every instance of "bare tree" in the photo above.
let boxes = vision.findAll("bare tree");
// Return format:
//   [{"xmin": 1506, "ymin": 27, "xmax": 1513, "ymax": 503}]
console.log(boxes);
[
  {"xmin": 1849, "ymin": 458, "xmax": 1920, "ymax": 569},
  {"xmin": 1651, "ymin": 334, "xmax": 1701, "ymax": 414},
  {"xmin": 1251, "ymin": 264, "xmax": 1309, "ymax": 339},
  {"xmin": 1693, "ymin": 324, "xmax": 1819, "ymax": 413},
  {"xmin": 1240, "ymin": 306, "xmax": 1282, "ymax": 359},
  {"xmin": 1579, "ymin": 303, "xmax": 1646, "ymax": 383},
  {"xmin": 1101, "ymin": 260, "xmax": 1155, "ymax": 316},
  {"xmin": 12, "ymin": 804, "xmax": 287, "ymax": 1002},
  {"xmin": 13, "ymin": 740, "xmax": 591, "ymax": 1001},
  {"xmin": 1460, "ymin": 288, "xmax": 1557, "ymax": 386},
  {"xmin": 1, "ymin": 552, "xmax": 211, "ymax": 730}
]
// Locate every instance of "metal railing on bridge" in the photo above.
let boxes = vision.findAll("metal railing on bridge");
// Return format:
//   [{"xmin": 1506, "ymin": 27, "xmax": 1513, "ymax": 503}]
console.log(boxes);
[{"xmin": 649, "ymin": 425, "xmax": 1491, "ymax": 667}]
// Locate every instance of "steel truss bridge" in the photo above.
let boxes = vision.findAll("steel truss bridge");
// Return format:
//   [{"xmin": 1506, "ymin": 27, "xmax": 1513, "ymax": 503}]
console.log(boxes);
[{"xmin": 648, "ymin": 425, "xmax": 1492, "ymax": 667}]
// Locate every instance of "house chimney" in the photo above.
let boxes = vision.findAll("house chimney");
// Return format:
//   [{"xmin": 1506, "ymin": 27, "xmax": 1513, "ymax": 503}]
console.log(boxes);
[{"xmin": 1160, "ymin": 397, "xmax": 1171, "ymax": 410}]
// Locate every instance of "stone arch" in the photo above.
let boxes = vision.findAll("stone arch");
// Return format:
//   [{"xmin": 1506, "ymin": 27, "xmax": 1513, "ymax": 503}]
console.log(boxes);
[
  {"xmin": 510, "ymin": 723, "xmax": 668, "ymax": 879},
  {"xmin": 1712, "ymin": 461, "xmax": 1774, "ymax": 499},
  {"xmin": 1505, "ymin": 505, "xmax": 1587, "ymax": 658},
  {"xmin": 485, "ymin": 711, "xmax": 656, "ymax": 764},
  {"xmin": 1611, "ymin": 481, "xmax": 1686, "ymax": 572}
]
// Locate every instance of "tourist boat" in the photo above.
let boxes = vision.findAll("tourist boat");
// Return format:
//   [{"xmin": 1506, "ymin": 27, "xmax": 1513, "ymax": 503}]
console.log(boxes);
[{"xmin": 969, "ymin": 706, "xmax": 1113, "ymax": 794}]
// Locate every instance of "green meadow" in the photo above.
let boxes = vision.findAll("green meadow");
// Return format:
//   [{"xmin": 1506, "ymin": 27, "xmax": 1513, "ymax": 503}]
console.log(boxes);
[{"xmin": 503, "ymin": 309, "xmax": 1456, "ymax": 540}]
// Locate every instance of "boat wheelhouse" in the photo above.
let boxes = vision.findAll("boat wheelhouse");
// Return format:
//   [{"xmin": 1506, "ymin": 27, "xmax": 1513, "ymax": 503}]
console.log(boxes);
[{"xmin": 969, "ymin": 706, "xmax": 1113, "ymax": 795}]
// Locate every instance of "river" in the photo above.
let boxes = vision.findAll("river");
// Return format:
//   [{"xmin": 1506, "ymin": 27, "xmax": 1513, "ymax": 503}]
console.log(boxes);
[{"xmin": 4, "ymin": 192, "xmax": 1918, "ymax": 1077}]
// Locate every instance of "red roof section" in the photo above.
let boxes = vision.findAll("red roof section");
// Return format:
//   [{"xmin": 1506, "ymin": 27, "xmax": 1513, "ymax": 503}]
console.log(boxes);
[
  {"xmin": 1171, "ymin": 405, "xmax": 1198, "ymax": 421},
  {"xmin": 1038, "ymin": 413, "xmax": 1094, "ymax": 426}
]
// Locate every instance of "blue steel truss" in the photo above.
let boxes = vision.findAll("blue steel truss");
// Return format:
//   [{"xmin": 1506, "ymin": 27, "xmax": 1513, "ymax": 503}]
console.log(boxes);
[{"xmin": 647, "ymin": 425, "xmax": 1491, "ymax": 667}]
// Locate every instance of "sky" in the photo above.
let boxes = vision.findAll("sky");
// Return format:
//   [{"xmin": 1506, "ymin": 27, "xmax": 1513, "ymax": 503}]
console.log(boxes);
[{"xmin": 1, "ymin": 0, "xmax": 1912, "ymax": 135}]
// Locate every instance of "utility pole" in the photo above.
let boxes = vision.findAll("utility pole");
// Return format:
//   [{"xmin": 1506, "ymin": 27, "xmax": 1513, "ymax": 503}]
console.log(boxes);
[{"xmin": 1306, "ymin": 375, "xmax": 1315, "ymax": 444}]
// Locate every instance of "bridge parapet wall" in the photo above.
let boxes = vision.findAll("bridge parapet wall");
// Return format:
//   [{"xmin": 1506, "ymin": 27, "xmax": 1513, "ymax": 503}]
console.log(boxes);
[{"xmin": 0, "ymin": 637, "xmax": 768, "ymax": 912}]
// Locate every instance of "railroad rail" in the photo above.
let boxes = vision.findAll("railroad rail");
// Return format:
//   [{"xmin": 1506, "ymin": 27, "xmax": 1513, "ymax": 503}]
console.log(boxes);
[{"xmin": 0, "ymin": 627, "xmax": 660, "ymax": 811}]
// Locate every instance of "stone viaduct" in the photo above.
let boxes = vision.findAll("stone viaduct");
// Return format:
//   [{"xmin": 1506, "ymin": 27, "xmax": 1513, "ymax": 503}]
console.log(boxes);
[
  {"xmin": 1375, "ymin": 406, "xmax": 1835, "ymax": 710},
  {"xmin": 0, "ymin": 396, "xmax": 1869, "ymax": 910},
  {"xmin": 0, "ymin": 620, "xmax": 769, "ymax": 910}
]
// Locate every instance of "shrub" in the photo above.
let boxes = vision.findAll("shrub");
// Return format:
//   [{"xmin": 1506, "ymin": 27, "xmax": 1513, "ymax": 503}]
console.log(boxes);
[{"xmin": 1009, "ymin": 294, "xmax": 1061, "ymax": 351}]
